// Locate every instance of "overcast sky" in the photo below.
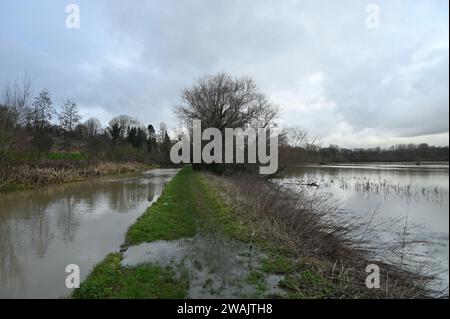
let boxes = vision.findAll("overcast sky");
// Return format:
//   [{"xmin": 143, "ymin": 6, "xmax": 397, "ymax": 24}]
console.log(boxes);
[{"xmin": 1, "ymin": 0, "xmax": 448, "ymax": 148}]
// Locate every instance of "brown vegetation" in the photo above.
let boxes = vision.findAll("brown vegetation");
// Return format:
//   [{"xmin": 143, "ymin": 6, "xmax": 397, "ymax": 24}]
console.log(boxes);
[
  {"xmin": 0, "ymin": 161, "xmax": 148, "ymax": 193},
  {"xmin": 207, "ymin": 171, "xmax": 444, "ymax": 298}
]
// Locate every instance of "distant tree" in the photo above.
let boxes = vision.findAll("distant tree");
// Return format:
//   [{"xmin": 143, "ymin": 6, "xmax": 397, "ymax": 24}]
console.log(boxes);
[
  {"xmin": 147, "ymin": 124, "xmax": 157, "ymax": 153},
  {"xmin": 0, "ymin": 75, "xmax": 32, "ymax": 157},
  {"xmin": 127, "ymin": 126, "xmax": 147, "ymax": 149},
  {"xmin": 59, "ymin": 99, "xmax": 81, "ymax": 132},
  {"xmin": 109, "ymin": 115, "xmax": 139, "ymax": 138},
  {"xmin": 283, "ymin": 127, "xmax": 309, "ymax": 148},
  {"xmin": 157, "ymin": 122, "xmax": 168, "ymax": 143},
  {"xmin": 84, "ymin": 117, "xmax": 102, "ymax": 137},
  {"xmin": 158, "ymin": 123, "xmax": 173, "ymax": 164},
  {"xmin": 31, "ymin": 89, "xmax": 54, "ymax": 130},
  {"xmin": 107, "ymin": 122, "xmax": 122, "ymax": 141},
  {"xmin": 73, "ymin": 123, "xmax": 88, "ymax": 139}
]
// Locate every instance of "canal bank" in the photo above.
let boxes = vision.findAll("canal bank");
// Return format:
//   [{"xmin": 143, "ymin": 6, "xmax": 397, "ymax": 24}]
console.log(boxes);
[
  {"xmin": 0, "ymin": 161, "xmax": 154, "ymax": 193},
  {"xmin": 73, "ymin": 166, "xmax": 435, "ymax": 299}
]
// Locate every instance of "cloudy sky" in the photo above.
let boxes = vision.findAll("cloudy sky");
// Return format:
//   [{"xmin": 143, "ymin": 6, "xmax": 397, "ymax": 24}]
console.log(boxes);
[{"xmin": 1, "ymin": 0, "xmax": 448, "ymax": 148}]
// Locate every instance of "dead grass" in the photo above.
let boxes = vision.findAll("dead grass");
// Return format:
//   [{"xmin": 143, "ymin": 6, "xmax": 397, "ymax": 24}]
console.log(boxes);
[{"xmin": 0, "ymin": 161, "xmax": 149, "ymax": 192}]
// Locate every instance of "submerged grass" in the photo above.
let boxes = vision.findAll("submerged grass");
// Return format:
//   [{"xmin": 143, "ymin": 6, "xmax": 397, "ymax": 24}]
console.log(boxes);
[{"xmin": 72, "ymin": 253, "xmax": 188, "ymax": 299}]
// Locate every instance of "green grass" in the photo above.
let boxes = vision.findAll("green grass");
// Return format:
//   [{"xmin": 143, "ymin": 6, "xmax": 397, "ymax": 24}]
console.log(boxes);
[
  {"xmin": 72, "ymin": 253, "xmax": 188, "ymax": 299},
  {"xmin": 74, "ymin": 166, "xmax": 216, "ymax": 298},
  {"xmin": 125, "ymin": 166, "xmax": 198, "ymax": 244},
  {"xmin": 125, "ymin": 166, "xmax": 244, "ymax": 245},
  {"xmin": 261, "ymin": 255, "xmax": 297, "ymax": 275},
  {"xmin": 278, "ymin": 270, "xmax": 334, "ymax": 299}
]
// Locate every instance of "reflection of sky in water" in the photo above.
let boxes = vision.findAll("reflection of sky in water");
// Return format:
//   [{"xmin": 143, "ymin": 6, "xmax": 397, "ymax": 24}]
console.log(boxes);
[
  {"xmin": 0, "ymin": 169, "xmax": 179, "ymax": 298},
  {"xmin": 276, "ymin": 164, "xmax": 449, "ymax": 290}
]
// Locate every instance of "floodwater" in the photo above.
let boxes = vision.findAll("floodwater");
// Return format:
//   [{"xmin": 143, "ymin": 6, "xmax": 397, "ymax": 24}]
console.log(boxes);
[
  {"xmin": 122, "ymin": 234, "xmax": 284, "ymax": 298},
  {"xmin": 275, "ymin": 163, "xmax": 449, "ymax": 290},
  {"xmin": 0, "ymin": 168, "xmax": 179, "ymax": 299}
]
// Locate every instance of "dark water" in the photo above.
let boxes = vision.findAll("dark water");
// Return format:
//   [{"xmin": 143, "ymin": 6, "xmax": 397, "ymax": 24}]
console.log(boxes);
[
  {"xmin": 275, "ymin": 163, "xmax": 449, "ymax": 290},
  {"xmin": 0, "ymin": 168, "xmax": 179, "ymax": 299}
]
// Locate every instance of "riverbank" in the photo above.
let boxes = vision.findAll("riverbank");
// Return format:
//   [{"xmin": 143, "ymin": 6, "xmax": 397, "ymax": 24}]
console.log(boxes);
[
  {"xmin": 73, "ymin": 166, "xmax": 433, "ymax": 299},
  {"xmin": 0, "ymin": 161, "xmax": 154, "ymax": 193}
]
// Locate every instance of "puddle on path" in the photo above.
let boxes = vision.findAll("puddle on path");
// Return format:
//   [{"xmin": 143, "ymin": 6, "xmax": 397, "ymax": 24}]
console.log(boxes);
[{"xmin": 122, "ymin": 233, "xmax": 284, "ymax": 298}]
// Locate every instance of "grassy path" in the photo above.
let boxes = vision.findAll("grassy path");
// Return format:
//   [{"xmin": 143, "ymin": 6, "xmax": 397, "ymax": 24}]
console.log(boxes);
[
  {"xmin": 73, "ymin": 166, "xmax": 245, "ymax": 298},
  {"xmin": 73, "ymin": 166, "xmax": 331, "ymax": 299}
]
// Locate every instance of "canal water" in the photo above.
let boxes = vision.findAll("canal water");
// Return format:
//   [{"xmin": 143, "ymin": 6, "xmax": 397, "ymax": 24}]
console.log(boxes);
[{"xmin": 0, "ymin": 168, "xmax": 179, "ymax": 298}]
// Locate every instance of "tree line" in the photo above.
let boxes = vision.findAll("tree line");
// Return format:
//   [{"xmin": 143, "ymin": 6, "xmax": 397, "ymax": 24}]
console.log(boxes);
[
  {"xmin": 2, "ymin": 74, "xmax": 447, "ymax": 169},
  {"xmin": 0, "ymin": 76, "xmax": 173, "ymax": 165},
  {"xmin": 279, "ymin": 140, "xmax": 449, "ymax": 164}
]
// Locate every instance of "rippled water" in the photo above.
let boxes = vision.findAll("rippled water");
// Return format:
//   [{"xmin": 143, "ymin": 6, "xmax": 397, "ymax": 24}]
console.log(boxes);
[{"xmin": 0, "ymin": 168, "xmax": 179, "ymax": 299}]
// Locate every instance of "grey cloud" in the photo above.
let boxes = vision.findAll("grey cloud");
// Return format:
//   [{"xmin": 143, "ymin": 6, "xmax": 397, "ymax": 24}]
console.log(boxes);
[{"xmin": 0, "ymin": 0, "xmax": 448, "ymax": 146}]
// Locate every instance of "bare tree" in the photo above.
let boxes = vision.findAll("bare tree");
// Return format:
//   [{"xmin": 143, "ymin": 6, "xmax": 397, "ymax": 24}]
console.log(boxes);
[
  {"xmin": 2, "ymin": 75, "xmax": 32, "ymax": 126},
  {"xmin": 84, "ymin": 117, "xmax": 102, "ymax": 137},
  {"xmin": 283, "ymin": 127, "xmax": 309, "ymax": 148},
  {"xmin": 108, "ymin": 115, "xmax": 139, "ymax": 138},
  {"xmin": 59, "ymin": 99, "xmax": 81, "ymax": 132},
  {"xmin": 30, "ymin": 89, "xmax": 54, "ymax": 130},
  {"xmin": 0, "ymin": 75, "xmax": 33, "ymax": 157},
  {"xmin": 176, "ymin": 73, "xmax": 279, "ymax": 131}
]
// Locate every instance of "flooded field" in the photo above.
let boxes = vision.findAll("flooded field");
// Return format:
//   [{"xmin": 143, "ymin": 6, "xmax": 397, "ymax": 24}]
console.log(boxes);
[
  {"xmin": 275, "ymin": 163, "xmax": 449, "ymax": 290},
  {"xmin": 0, "ymin": 169, "xmax": 179, "ymax": 299},
  {"xmin": 1, "ymin": 164, "xmax": 448, "ymax": 298}
]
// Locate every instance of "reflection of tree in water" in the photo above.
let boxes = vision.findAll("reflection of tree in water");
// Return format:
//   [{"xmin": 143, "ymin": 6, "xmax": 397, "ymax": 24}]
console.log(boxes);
[
  {"xmin": 0, "ymin": 196, "xmax": 52, "ymax": 295},
  {"xmin": 0, "ymin": 222, "xmax": 25, "ymax": 295},
  {"xmin": 1, "ymin": 196, "xmax": 53, "ymax": 259},
  {"xmin": 55, "ymin": 194, "xmax": 81, "ymax": 243},
  {"xmin": 147, "ymin": 182, "xmax": 155, "ymax": 202},
  {"xmin": 31, "ymin": 203, "xmax": 51, "ymax": 258},
  {"xmin": 106, "ymin": 180, "xmax": 150, "ymax": 212},
  {"xmin": 0, "ymin": 186, "xmax": 81, "ymax": 292},
  {"xmin": 0, "ymin": 173, "xmax": 175, "ymax": 296}
]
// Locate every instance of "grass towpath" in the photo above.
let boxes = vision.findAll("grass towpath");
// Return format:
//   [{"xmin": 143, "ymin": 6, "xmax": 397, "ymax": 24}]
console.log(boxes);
[
  {"xmin": 73, "ymin": 166, "xmax": 244, "ymax": 298},
  {"xmin": 73, "ymin": 166, "xmax": 333, "ymax": 299}
]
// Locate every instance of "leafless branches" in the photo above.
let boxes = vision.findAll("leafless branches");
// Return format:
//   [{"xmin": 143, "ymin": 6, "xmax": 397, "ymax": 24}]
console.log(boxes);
[
  {"xmin": 0, "ymin": 75, "xmax": 33, "ymax": 157},
  {"xmin": 176, "ymin": 73, "xmax": 279, "ymax": 131}
]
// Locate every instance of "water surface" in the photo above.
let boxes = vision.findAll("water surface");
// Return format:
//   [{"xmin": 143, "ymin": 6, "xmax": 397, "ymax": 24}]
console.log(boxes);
[
  {"xmin": 0, "ymin": 168, "xmax": 179, "ymax": 298},
  {"xmin": 275, "ymin": 163, "xmax": 449, "ymax": 289}
]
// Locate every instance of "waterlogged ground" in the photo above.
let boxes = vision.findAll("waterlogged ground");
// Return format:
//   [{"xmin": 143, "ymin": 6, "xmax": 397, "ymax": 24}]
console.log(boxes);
[
  {"xmin": 275, "ymin": 163, "xmax": 449, "ymax": 290},
  {"xmin": 122, "ymin": 234, "xmax": 283, "ymax": 298},
  {"xmin": 0, "ymin": 169, "xmax": 179, "ymax": 298},
  {"xmin": 72, "ymin": 167, "xmax": 291, "ymax": 299},
  {"xmin": 3, "ymin": 164, "xmax": 445, "ymax": 298}
]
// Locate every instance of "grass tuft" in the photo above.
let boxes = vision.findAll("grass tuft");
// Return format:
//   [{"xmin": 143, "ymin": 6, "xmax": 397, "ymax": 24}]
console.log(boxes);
[{"xmin": 72, "ymin": 253, "xmax": 188, "ymax": 299}]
